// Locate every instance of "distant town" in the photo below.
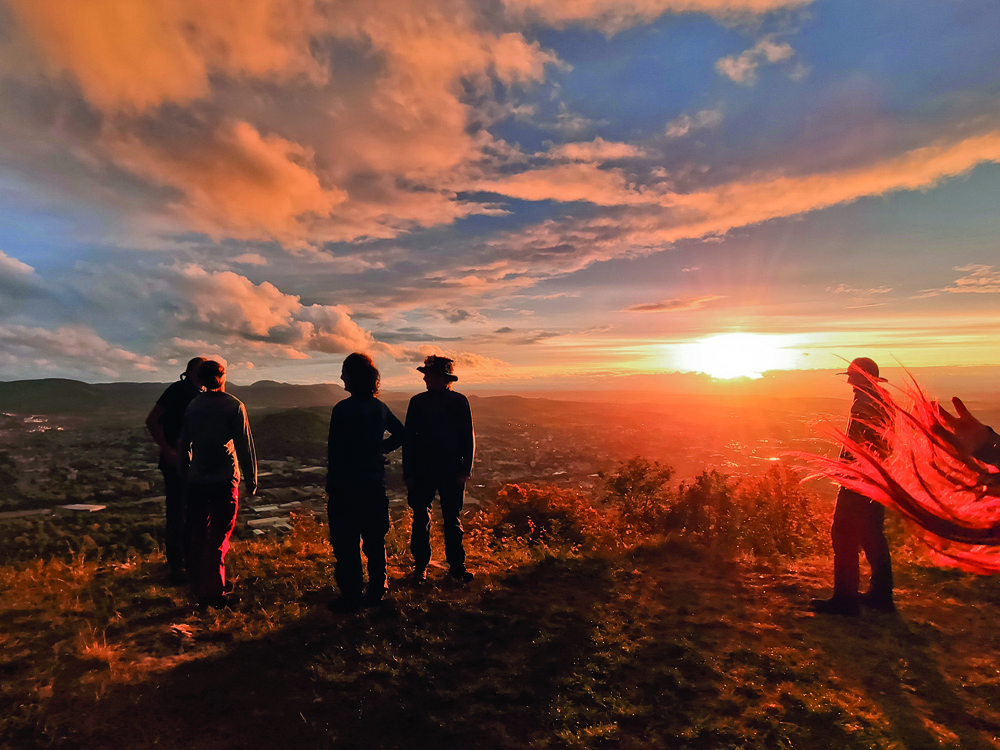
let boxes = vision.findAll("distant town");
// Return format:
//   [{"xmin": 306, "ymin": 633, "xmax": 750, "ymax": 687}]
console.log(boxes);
[{"xmin": 0, "ymin": 382, "xmax": 867, "ymax": 544}]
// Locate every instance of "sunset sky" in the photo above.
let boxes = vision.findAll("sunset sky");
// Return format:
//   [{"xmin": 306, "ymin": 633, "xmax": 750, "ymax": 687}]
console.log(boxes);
[{"xmin": 0, "ymin": 0, "xmax": 998, "ymax": 388}]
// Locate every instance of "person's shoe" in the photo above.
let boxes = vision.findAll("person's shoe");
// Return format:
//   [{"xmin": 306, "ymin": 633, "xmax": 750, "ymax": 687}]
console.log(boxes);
[
  {"xmin": 859, "ymin": 591, "xmax": 896, "ymax": 612},
  {"xmin": 810, "ymin": 596, "xmax": 860, "ymax": 616},
  {"xmin": 328, "ymin": 595, "xmax": 363, "ymax": 614},
  {"xmin": 449, "ymin": 568, "xmax": 475, "ymax": 583},
  {"xmin": 413, "ymin": 567, "xmax": 427, "ymax": 584}
]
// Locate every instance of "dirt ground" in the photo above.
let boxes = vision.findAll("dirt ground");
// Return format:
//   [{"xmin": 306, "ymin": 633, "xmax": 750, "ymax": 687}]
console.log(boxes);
[{"xmin": 4, "ymin": 540, "xmax": 1000, "ymax": 749}]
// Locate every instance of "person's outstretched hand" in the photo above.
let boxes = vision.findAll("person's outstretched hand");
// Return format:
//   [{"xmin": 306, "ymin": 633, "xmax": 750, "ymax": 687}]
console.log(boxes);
[{"xmin": 936, "ymin": 397, "xmax": 992, "ymax": 454}]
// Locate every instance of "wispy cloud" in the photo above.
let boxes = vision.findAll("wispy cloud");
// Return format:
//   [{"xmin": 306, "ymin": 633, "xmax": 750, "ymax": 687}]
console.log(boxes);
[
  {"xmin": 716, "ymin": 38, "xmax": 796, "ymax": 84},
  {"xmin": 916, "ymin": 265, "xmax": 1000, "ymax": 298},
  {"xmin": 546, "ymin": 137, "xmax": 646, "ymax": 162},
  {"xmin": 625, "ymin": 295, "xmax": 725, "ymax": 312},
  {"xmin": 502, "ymin": 0, "xmax": 812, "ymax": 33},
  {"xmin": 665, "ymin": 108, "xmax": 723, "ymax": 138}
]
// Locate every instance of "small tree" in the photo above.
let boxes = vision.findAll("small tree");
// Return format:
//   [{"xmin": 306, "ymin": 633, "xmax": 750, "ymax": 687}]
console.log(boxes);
[
  {"xmin": 674, "ymin": 469, "xmax": 735, "ymax": 547},
  {"xmin": 602, "ymin": 456, "xmax": 675, "ymax": 532}
]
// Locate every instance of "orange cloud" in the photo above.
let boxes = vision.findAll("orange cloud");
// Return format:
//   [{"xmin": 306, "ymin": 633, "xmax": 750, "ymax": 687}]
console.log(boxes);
[
  {"xmin": 7, "ymin": 0, "xmax": 326, "ymax": 112},
  {"xmin": 457, "ymin": 129, "xmax": 1000, "ymax": 282},
  {"xmin": 153, "ymin": 265, "xmax": 406, "ymax": 363},
  {"xmin": 475, "ymin": 163, "xmax": 647, "ymax": 205},
  {"xmin": 104, "ymin": 121, "xmax": 346, "ymax": 242},
  {"xmin": 625, "ymin": 295, "xmax": 725, "ymax": 312},
  {"xmin": 9, "ymin": 0, "xmax": 325, "ymax": 111},
  {"xmin": 9, "ymin": 0, "xmax": 559, "ymax": 244},
  {"xmin": 663, "ymin": 130, "xmax": 1000, "ymax": 240},
  {"xmin": 501, "ymin": 0, "xmax": 812, "ymax": 32},
  {"xmin": 716, "ymin": 38, "xmax": 795, "ymax": 84},
  {"xmin": 546, "ymin": 137, "xmax": 646, "ymax": 162}
]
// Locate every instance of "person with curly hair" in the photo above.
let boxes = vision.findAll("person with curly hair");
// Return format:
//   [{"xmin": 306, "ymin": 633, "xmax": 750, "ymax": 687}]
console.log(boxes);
[{"xmin": 326, "ymin": 353, "xmax": 404, "ymax": 612}]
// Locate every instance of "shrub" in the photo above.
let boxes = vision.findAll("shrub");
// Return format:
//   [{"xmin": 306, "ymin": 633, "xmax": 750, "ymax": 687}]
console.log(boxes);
[
  {"xmin": 601, "ymin": 458, "xmax": 827, "ymax": 558},
  {"xmin": 481, "ymin": 483, "xmax": 606, "ymax": 545},
  {"xmin": 601, "ymin": 456, "xmax": 674, "ymax": 532},
  {"xmin": 733, "ymin": 464, "xmax": 827, "ymax": 557}
]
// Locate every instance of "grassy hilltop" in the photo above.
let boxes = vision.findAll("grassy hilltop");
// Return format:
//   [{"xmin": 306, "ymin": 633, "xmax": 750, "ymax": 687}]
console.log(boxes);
[{"xmin": 4, "ymin": 466, "xmax": 1000, "ymax": 750}]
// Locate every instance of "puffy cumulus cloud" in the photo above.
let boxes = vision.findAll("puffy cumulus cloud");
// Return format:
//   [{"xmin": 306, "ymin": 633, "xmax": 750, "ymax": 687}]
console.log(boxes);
[
  {"xmin": 103, "ymin": 120, "xmax": 347, "ymax": 242},
  {"xmin": 293, "ymin": 304, "xmax": 382, "ymax": 354},
  {"xmin": 157, "ymin": 265, "xmax": 301, "ymax": 337},
  {"xmin": 625, "ymin": 295, "xmax": 725, "ymax": 312},
  {"xmin": 6, "ymin": 0, "xmax": 327, "ymax": 112},
  {"xmin": 150, "ymin": 264, "xmax": 385, "ymax": 357},
  {"xmin": 501, "ymin": 0, "xmax": 811, "ymax": 32},
  {"xmin": 0, "ymin": 324, "xmax": 157, "ymax": 377},
  {"xmin": 0, "ymin": 250, "xmax": 46, "ymax": 299},
  {"xmin": 665, "ymin": 108, "xmax": 723, "ymax": 138},
  {"xmin": 716, "ymin": 38, "xmax": 796, "ymax": 84},
  {"xmin": 546, "ymin": 137, "xmax": 646, "ymax": 162},
  {"xmin": 7, "ymin": 0, "xmax": 560, "ymax": 245}
]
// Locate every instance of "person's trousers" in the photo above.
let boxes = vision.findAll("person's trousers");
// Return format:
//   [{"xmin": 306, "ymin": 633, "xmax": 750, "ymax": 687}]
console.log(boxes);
[
  {"xmin": 408, "ymin": 478, "xmax": 467, "ymax": 573},
  {"xmin": 186, "ymin": 481, "xmax": 239, "ymax": 603},
  {"xmin": 328, "ymin": 487, "xmax": 390, "ymax": 600},
  {"xmin": 831, "ymin": 488, "xmax": 893, "ymax": 600},
  {"xmin": 160, "ymin": 464, "xmax": 188, "ymax": 575}
]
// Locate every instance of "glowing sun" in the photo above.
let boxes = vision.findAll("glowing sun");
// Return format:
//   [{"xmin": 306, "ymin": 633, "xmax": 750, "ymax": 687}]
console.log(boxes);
[{"xmin": 678, "ymin": 332, "xmax": 798, "ymax": 379}]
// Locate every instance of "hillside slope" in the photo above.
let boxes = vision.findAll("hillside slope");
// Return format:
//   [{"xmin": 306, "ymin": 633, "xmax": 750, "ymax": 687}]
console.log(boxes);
[{"xmin": 3, "ymin": 520, "xmax": 1000, "ymax": 749}]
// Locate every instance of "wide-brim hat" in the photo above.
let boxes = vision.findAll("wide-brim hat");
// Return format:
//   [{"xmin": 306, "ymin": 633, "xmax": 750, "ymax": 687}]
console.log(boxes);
[
  {"xmin": 838, "ymin": 357, "xmax": 887, "ymax": 382},
  {"xmin": 417, "ymin": 355, "xmax": 458, "ymax": 382}
]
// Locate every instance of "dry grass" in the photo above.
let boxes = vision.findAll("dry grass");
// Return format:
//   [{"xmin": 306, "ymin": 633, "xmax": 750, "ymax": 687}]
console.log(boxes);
[{"xmin": 4, "ymin": 512, "xmax": 1000, "ymax": 749}]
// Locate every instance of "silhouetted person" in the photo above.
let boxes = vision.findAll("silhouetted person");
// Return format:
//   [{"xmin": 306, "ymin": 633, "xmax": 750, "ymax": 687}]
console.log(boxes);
[
  {"xmin": 178, "ymin": 360, "xmax": 256, "ymax": 610},
  {"xmin": 326, "ymin": 353, "xmax": 404, "ymax": 612},
  {"xmin": 404, "ymin": 355, "xmax": 476, "ymax": 583},
  {"xmin": 145, "ymin": 356, "xmax": 205, "ymax": 584},
  {"xmin": 812, "ymin": 357, "xmax": 894, "ymax": 616}
]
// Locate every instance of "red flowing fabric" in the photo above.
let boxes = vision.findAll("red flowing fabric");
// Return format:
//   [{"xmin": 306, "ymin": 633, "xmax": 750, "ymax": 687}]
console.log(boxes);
[{"xmin": 796, "ymin": 375, "xmax": 1000, "ymax": 573}]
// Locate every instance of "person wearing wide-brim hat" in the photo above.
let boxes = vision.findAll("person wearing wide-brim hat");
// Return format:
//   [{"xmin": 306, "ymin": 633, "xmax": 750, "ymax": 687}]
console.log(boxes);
[
  {"xmin": 812, "ymin": 357, "xmax": 895, "ymax": 616},
  {"xmin": 403, "ymin": 355, "xmax": 476, "ymax": 583}
]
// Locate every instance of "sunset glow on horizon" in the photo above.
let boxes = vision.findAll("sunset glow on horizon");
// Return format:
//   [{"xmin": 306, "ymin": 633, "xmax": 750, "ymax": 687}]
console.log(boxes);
[
  {"xmin": 676, "ymin": 333, "xmax": 802, "ymax": 380},
  {"xmin": 0, "ymin": 0, "xmax": 998, "ymax": 386}
]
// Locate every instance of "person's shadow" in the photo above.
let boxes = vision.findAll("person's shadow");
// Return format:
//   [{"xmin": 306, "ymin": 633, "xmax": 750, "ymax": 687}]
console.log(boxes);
[
  {"xmin": 32, "ymin": 555, "xmax": 617, "ymax": 750},
  {"xmin": 803, "ymin": 606, "xmax": 1000, "ymax": 749}
]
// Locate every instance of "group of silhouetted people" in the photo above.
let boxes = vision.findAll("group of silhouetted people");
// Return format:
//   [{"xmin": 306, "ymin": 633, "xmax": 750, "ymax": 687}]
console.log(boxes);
[
  {"xmin": 147, "ymin": 353, "xmax": 475, "ymax": 612},
  {"xmin": 148, "ymin": 352, "xmax": 1000, "ymax": 616}
]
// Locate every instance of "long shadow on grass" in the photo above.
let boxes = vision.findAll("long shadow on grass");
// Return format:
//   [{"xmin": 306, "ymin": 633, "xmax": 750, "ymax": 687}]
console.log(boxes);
[
  {"xmin": 804, "ymin": 610, "xmax": 1000, "ymax": 750},
  {"xmin": 26, "ymin": 555, "xmax": 621, "ymax": 750}
]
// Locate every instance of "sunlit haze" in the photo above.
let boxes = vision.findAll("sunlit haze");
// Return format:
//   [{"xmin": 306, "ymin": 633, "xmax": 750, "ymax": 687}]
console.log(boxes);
[
  {"xmin": 676, "ymin": 333, "xmax": 801, "ymax": 380},
  {"xmin": 0, "ymin": 1, "xmax": 998, "ymax": 387}
]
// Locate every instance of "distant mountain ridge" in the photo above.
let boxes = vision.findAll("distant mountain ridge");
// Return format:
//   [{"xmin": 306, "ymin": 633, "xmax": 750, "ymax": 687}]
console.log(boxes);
[{"xmin": 0, "ymin": 378, "xmax": 349, "ymax": 415}]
